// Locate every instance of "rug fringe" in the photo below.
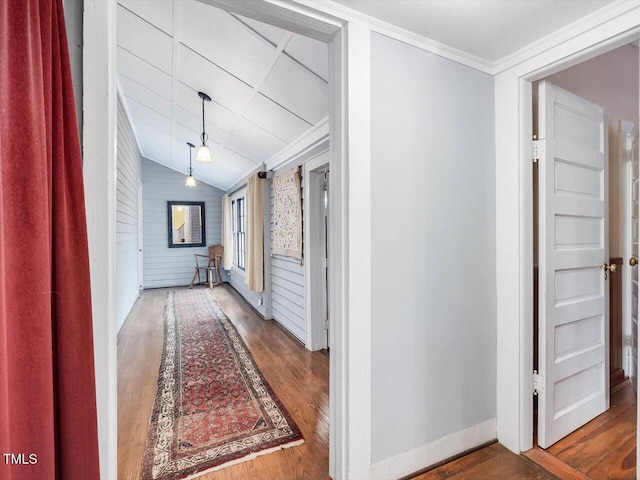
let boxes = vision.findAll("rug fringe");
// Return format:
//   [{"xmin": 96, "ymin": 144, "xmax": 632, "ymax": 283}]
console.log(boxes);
[{"xmin": 184, "ymin": 439, "xmax": 306, "ymax": 479}]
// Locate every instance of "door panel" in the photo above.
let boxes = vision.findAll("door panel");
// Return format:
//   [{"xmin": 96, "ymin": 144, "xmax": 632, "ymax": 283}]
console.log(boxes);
[{"xmin": 537, "ymin": 81, "xmax": 608, "ymax": 449}]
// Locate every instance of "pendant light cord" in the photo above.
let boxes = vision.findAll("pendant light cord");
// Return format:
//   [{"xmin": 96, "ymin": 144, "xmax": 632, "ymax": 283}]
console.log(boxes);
[{"xmin": 201, "ymin": 98, "xmax": 207, "ymax": 145}]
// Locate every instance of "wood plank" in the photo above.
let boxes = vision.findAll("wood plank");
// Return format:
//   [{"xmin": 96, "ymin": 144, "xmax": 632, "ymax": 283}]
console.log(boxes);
[
  {"xmin": 118, "ymin": 285, "xmax": 330, "ymax": 480},
  {"xmin": 522, "ymin": 447, "xmax": 590, "ymax": 480},
  {"xmin": 554, "ymin": 402, "xmax": 636, "ymax": 474},
  {"xmin": 586, "ymin": 434, "xmax": 636, "ymax": 480},
  {"xmin": 411, "ymin": 444, "xmax": 558, "ymax": 480},
  {"xmin": 547, "ymin": 381, "xmax": 636, "ymax": 456}
]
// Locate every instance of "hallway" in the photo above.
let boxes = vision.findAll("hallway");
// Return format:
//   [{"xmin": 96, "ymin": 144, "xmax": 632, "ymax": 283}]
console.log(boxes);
[{"xmin": 117, "ymin": 286, "xmax": 330, "ymax": 479}]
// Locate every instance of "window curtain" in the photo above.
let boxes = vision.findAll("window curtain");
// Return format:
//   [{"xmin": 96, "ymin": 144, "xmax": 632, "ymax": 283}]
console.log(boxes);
[
  {"xmin": 221, "ymin": 194, "xmax": 233, "ymax": 270},
  {"xmin": 0, "ymin": 0, "xmax": 100, "ymax": 479},
  {"xmin": 245, "ymin": 174, "xmax": 264, "ymax": 291}
]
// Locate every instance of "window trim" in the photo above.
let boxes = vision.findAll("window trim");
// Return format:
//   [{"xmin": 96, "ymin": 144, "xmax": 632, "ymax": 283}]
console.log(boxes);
[{"xmin": 230, "ymin": 188, "xmax": 247, "ymax": 271}]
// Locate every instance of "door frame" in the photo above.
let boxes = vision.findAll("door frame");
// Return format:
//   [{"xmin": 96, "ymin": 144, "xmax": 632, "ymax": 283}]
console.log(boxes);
[
  {"xmin": 304, "ymin": 151, "xmax": 330, "ymax": 351},
  {"xmin": 495, "ymin": 1, "xmax": 640, "ymax": 455},
  {"xmin": 622, "ymin": 120, "xmax": 636, "ymax": 380},
  {"xmin": 83, "ymin": 1, "xmax": 373, "ymax": 479}
]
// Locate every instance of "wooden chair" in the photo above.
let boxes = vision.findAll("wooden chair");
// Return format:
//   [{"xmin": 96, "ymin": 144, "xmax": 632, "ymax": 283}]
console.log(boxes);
[{"xmin": 189, "ymin": 245, "xmax": 224, "ymax": 289}]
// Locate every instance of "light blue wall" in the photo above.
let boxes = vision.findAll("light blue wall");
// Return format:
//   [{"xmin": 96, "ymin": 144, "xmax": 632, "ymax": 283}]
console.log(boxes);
[
  {"xmin": 142, "ymin": 158, "xmax": 224, "ymax": 288},
  {"xmin": 370, "ymin": 33, "xmax": 497, "ymax": 463}
]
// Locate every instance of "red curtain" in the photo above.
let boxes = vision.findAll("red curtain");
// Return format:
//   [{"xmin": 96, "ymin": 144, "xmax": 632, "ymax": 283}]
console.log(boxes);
[{"xmin": 0, "ymin": 0, "xmax": 100, "ymax": 479}]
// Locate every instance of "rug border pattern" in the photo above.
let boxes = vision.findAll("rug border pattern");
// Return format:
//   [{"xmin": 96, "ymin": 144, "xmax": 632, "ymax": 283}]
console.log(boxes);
[{"xmin": 141, "ymin": 289, "xmax": 304, "ymax": 480}]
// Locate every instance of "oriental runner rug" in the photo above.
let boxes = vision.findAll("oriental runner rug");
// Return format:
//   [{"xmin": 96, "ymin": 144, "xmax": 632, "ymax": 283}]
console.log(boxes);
[{"xmin": 142, "ymin": 289, "xmax": 303, "ymax": 480}]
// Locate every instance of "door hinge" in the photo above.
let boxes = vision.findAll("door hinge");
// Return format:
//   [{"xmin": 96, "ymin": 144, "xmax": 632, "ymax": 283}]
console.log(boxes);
[
  {"xmin": 532, "ymin": 137, "xmax": 546, "ymax": 163},
  {"xmin": 533, "ymin": 370, "xmax": 544, "ymax": 396}
]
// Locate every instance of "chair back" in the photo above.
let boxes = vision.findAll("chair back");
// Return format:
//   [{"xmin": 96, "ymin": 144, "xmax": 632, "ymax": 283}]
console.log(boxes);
[{"xmin": 208, "ymin": 245, "xmax": 223, "ymax": 262}]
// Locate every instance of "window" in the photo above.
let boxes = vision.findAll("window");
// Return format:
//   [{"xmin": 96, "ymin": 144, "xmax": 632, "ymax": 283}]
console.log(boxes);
[{"xmin": 232, "ymin": 197, "xmax": 246, "ymax": 270}]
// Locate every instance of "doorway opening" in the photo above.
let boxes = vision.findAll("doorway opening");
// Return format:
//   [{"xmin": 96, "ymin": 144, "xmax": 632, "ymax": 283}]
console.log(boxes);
[
  {"xmin": 529, "ymin": 42, "xmax": 639, "ymax": 479},
  {"xmin": 304, "ymin": 151, "xmax": 330, "ymax": 351}
]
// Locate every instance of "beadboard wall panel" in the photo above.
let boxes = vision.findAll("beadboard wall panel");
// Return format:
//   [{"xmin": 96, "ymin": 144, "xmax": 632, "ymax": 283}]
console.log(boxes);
[
  {"xmin": 116, "ymin": 96, "xmax": 142, "ymax": 332},
  {"xmin": 228, "ymin": 268, "xmax": 266, "ymax": 316},
  {"xmin": 142, "ymin": 158, "xmax": 224, "ymax": 289}
]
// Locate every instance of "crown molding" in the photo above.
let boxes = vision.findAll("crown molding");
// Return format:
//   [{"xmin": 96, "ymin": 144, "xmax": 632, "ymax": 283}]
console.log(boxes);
[
  {"xmin": 493, "ymin": 0, "xmax": 640, "ymax": 75},
  {"xmin": 291, "ymin": 0, "xmax": 639, "ymax": 77},
  {"xmin": 290, "ymin": 0, "xmax": 494, "ymax": 74}
]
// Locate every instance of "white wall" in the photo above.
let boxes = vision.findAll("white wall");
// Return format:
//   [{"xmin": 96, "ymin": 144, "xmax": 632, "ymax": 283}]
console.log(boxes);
[
  {"xmin": 546, "ymin": 44, "xmax": 639, "ymax": 258},
  {"xmin": 142, "ymin": 158, "xmax": 224, "ymax": 288},
  {"xmin": 370, "ymin": 32, "xmax": 496, "ymax": 464},
  {"xmin": 116, "ymin": 97, "xmax": 142, "ymax": 332}
]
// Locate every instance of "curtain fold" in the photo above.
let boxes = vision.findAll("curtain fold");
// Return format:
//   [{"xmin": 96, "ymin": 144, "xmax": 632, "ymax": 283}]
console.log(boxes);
[
  {"xmin": 0, "ymin": 0, "xmax": 101, "ymax": 478},
  {"xmin": 245, "ymin": 174, "xmax": 264, "ymax": 292},
  {"xmin": 221, "ymin": 194, "xmax": 233, "ymax": 270}
]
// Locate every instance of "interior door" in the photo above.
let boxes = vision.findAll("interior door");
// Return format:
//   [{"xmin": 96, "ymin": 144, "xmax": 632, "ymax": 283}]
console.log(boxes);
[
  {"xmin": 631, "ymin": 124, "xmax": 639, "ymax": 392},
  {"xmin": 537, "ymin": 81, "xmax": 609, "ymax": 449}
]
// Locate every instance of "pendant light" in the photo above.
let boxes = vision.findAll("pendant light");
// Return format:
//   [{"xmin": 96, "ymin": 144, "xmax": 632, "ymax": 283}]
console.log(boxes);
[
  {"xmin": 185, "ymin": 142, "xmax": 196, "ymax": 187},
  {"xmin": 196, "ymin": 91, "xmax": 212, "ymax": 163}
]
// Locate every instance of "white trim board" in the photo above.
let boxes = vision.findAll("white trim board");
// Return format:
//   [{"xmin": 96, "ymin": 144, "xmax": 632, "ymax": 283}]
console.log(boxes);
[
  {"xmin": 303, "ymin": 150, "xmax": 330, "ymax": 351},
  {"xmin": 494, "ymin": 0, "xmax": 639, "ymax": 455},
  {"xmin": 83, "ymin": 1, "xmax": 118, "ymax": 478},
  {"xmin": 370, "ymin": 419, "xmax": 497, "ymax": 480}
]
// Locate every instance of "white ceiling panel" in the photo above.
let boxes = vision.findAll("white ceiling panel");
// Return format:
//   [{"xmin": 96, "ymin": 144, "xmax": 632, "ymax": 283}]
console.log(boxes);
[
  {"xmin": 285, "ymin": 34, "xmax": 329, "ymax": 82},
  {"xmin": 118, "ymin": 0, "xmax": 173, "ymax": 36},
  {"xmin": 132, "ymin": 120, "xmax": 173, "ymax": 160},
  {"xmin": 180, "ymin": 1, "xmax": 275, "ymax": 86},
  {"xmin": 212, "ymin": 145, "xmax": 260, "ymax": 173},
  {"xmin": 117, "ymin": 47, "xmax": 173, "ymax": 100},
  {"xmin": 117, "ymin": 6, "xmax": 173, "ymax": 75},
  {"xmin": 174, "ymin": 82, "xmax": 237, "ymax": 133},
  {"xmin": 174, "ymin": 107, "xmax": 226, "ymax": 145},
  {"xmin": 177, "ymin": 45, "xmax": 254, "ymax": 114},
  {"xmin": 125, "ymin": 98, "xmax": 172, "ymax": 134},
  {"xmin": 260, "ymin": 55, "xmax": 328, "ymax": 124},
  {"xmin": 232, "ymin": 119, "xmax": 288, "ymax": 161},
  {"xmin": 117, "ymin": 0, "xmax": 328, "ymax": 190},
  {"xmin": 245, "ymin": 94, "xmax": 311, "ymax": 144},
  {"xmin": 118, "ymin": 75, "xmax": 172, "ymax": 118},
  {"xmin": 232, "ymin": 14, "xmax": 288, "ymax": 46},
  {"xmin": 222, "ymin": 134, "xmax": 269, "ymax": 165}
]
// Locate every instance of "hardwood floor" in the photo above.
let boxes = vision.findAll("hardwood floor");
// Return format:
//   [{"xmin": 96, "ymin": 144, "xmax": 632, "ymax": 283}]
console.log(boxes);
[
  {"xmin": 524, "ymin": 381, "xmax": 637, "ymax": 480},
  {"xmin": 412, "ymin": 383, "xmax": 637, "ymax": 480},
  {"xmin": 410, "ymin": 443, "xmax": 558, "ymax": 480},
  {"xmin": 117, "ymin": 285, "xmax": 330, "ymax": 480}
]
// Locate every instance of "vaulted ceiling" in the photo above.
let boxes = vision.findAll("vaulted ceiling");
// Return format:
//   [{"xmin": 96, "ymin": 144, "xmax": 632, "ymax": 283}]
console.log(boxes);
[{"xmin": 117, "ymin": 0, "xmax": 328, "ymax": 190}]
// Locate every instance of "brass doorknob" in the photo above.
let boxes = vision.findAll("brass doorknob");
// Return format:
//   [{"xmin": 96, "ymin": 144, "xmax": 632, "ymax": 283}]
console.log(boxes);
[
  {"xmin": 631, "ymin": 257, "xmax": 638, "ymax": 267},
  {"xmin": 604, "ymin": 263, "xmax": 617, "ymax": 279}
]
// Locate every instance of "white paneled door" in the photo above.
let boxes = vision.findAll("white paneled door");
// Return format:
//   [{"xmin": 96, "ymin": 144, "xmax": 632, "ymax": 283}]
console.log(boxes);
[{"xmin": 537, "ymin": 81, "xmax": 609, "ymax": 449}]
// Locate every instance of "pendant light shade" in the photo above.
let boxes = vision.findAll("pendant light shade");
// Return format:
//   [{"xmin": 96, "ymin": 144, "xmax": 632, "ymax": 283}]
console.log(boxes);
[
  {"xmin": 185, "ymin": 142, "xmax": 196, "ymax": 187},
  {"xmin": 196, "ymin": 91, "xmax": 212, "ymax": 163},
  {"xmin": 196, "ymin": 144, "xmax": 212, "ymax": 163}
]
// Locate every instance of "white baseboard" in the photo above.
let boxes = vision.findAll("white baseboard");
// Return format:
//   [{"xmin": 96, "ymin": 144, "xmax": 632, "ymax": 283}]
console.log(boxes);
[{"xmin": 370, "ymin": 418, "xmax": 497, "ymax": 480}]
